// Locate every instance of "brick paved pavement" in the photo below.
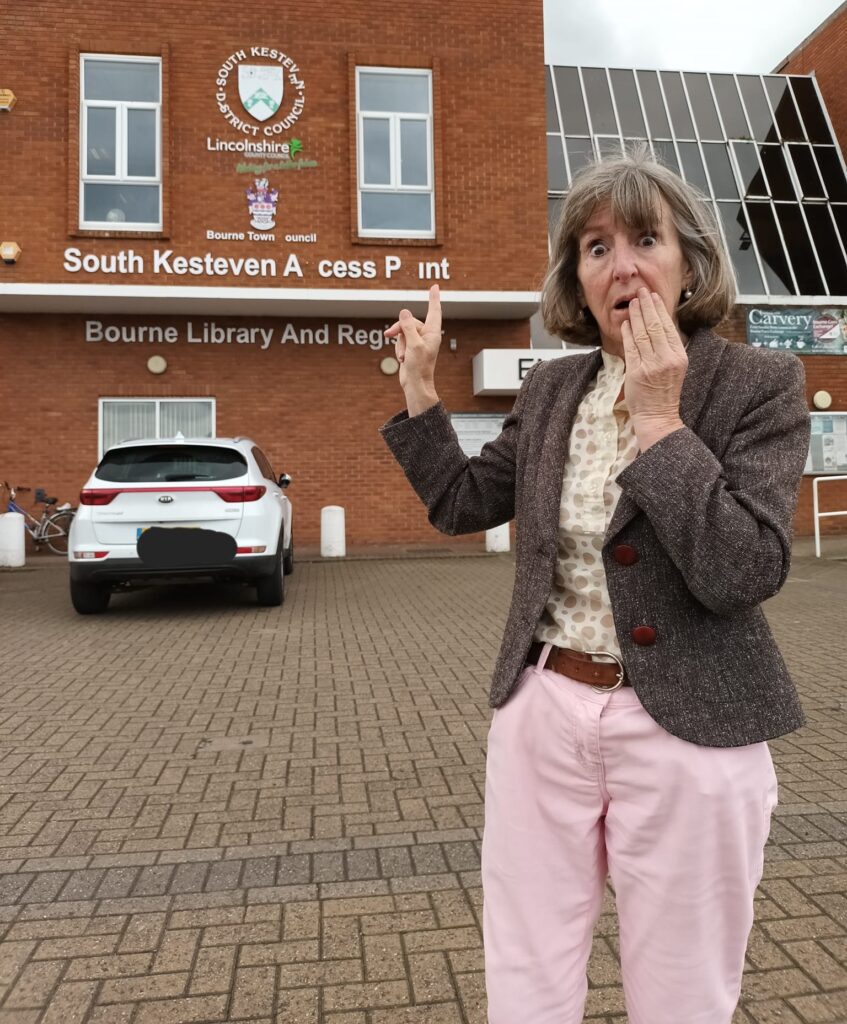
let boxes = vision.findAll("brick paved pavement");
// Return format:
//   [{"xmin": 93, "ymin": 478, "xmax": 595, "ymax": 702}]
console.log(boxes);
[{"xmin": 1, "ymin": 541, "xmax": 846, "ymax": 1024}]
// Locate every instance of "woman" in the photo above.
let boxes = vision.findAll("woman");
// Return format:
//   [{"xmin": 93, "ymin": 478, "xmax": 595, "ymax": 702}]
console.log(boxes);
[{"xmin": 379, "ymin": 151, "xmax": 811, "ymax": 1024}]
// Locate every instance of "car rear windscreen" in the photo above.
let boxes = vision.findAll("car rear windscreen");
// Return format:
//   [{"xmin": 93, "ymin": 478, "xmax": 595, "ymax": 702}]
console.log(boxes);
[{"xmin": 95, "ymin": 445, "xmax": 249, "ymax": 483}]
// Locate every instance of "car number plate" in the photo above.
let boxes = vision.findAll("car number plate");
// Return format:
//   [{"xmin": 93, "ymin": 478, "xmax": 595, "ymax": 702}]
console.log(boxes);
[{"xmin": 137, "ymin": 525, "xmax": 200, "ymax": 538}]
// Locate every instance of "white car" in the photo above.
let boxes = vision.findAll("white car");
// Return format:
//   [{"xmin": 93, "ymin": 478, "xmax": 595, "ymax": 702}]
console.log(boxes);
[{"xmin": 68, "ymin": 436, "xmax": 293, "ymax": 614}]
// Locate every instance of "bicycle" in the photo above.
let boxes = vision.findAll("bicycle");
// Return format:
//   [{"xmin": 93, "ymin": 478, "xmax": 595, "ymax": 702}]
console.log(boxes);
[{"xmin": 2, "ymin": 481, "xmax": 77, "ymax": 555}]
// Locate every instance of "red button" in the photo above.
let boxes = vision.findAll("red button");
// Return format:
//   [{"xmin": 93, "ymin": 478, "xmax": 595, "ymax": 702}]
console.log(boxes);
[
  {"xmin": 631, "ymin": 626, "xmax": 657, "ymax": 646},
  {"xmin": 613, "ymin": 544, "xmax": 638, "ymax": 565}
]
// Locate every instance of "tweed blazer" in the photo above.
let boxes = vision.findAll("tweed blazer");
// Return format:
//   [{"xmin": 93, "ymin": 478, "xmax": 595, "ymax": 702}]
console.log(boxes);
[{"xmin": 380, "ymin": 327, "xmax": 812, "ymax": 748}]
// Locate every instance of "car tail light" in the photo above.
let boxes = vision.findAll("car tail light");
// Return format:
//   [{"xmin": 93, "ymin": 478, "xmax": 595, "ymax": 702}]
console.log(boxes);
[
  {"xmin": 79, "ymin": 485, "xmax": 266, "ymax": 504},
  {"xmin": 80, "ymin": 489, "xmax": 120, "ymax": 505},
  {"xmin": 236, "ymin": 546, "xmax": 268, "ymax": 554},
  {"xmin": 212, "ymin": 486, "xmax": 266, "ymax": 502},
  {"xmin": 73, "ymin": 551, "xmax": 109, "ymax": 559}
]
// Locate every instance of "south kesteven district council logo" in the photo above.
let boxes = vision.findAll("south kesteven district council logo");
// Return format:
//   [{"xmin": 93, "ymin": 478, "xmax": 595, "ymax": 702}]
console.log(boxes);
[
  {"xmin": 214, "ymin": 47, "xmax": 306, "ymax": 137},
  {"xmin": 246, "ymin": 178, "xmax": 279, "ymax": 230},
  {"xmin": 238, "ymin": 65, "xmax": 283, "ymax": 122}
]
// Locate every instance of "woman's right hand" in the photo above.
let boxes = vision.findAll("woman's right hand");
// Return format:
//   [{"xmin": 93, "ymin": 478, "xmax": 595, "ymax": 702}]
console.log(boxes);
[{"xmin": 384, "ymin": 284, "xmax": 442, "ymax": 394}]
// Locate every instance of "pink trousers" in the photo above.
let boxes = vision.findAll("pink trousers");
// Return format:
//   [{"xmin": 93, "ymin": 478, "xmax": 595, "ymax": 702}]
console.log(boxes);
[{"xmin": 481, "ymin": 643, "xmax": 779, "ymax": 1024}]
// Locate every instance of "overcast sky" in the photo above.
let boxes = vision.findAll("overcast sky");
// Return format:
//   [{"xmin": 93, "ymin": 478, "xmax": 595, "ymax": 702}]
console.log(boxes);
[{"xmin": 543, "ymin": 0, "xmax": 844, "ymax": 73}]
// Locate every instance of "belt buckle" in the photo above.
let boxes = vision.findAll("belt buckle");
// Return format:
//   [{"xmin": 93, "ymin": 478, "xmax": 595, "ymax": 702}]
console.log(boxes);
[{"xmin": 584, "ymin": 650, "xmax": 626, "ymax": 693}]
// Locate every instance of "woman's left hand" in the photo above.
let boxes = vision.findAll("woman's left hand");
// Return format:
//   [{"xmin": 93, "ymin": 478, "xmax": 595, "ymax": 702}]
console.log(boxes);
[{"xmin": 622, "ymin": 286, "xmax": 688, "ymax": 450}]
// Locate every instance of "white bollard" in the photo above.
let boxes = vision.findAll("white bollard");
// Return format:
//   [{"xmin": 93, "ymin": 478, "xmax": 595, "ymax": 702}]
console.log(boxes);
[
  {"xmin": 485, "ymin": 523, "xmax": 510, "ymax": 553},
  {"xmin": 0, "ymin": 512, "xmax": 26, "ymax": 567},
  {"xmin": 321, "ymin": 505, "xmax": 346, "ymax": 557}
]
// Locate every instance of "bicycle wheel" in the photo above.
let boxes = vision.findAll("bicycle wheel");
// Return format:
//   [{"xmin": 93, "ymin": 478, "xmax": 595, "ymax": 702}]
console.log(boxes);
[{"xmin": 43, "ymin": 510, "xmax": 75, "ymax": 555}]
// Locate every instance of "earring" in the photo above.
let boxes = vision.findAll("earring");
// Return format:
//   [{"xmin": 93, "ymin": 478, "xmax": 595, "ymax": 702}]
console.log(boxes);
[{"xmin": 683, "ymin": 288, "xmax": 693, "ymax": 300}]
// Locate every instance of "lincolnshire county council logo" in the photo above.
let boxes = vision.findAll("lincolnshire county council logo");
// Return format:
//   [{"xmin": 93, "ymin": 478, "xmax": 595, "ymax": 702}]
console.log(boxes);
[
  {"xmin": 246, "ymin": 178, "xmax": 279, "ymax": 230},
  {"xmin": 238, "ymin": 65, "xmax": 282, "ymax": 121}
]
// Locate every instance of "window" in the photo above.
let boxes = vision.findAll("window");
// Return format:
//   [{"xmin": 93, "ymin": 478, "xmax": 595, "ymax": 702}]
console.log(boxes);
[
  {"xmin": 96, "ymin": 444, "xmax": 246, "ymax": 484},
  {"xmin": 582, "ymin": 68, "xmax": 617, "ymax": 134},
  {"xmin": 546, "ymin": 66, "xmax": 847, "ymax": 297},
  {"xmin": 251, "ymin": 447, "xmax": 278, "ymax": 483},
  {"xmin": 610, "ymin": 69, "xmax": 646, "ymax": 137},
  {"xmin": 99, "ymin": 399, "xmax": 214, "ymax": 457},
  {"xmin": 547, "ymin": 135, "xmax": 567, "ymax": 192},
  {"xmin": 80, "ymin": 55, "xmax": 162, "ymax": 230},
  {"xmin": 555, "ymin": 67, "xmax": 590, "ymax": 135},
  {"xmin": 356, "ymin": 67, "xmax": 433, "ymax": 238}
]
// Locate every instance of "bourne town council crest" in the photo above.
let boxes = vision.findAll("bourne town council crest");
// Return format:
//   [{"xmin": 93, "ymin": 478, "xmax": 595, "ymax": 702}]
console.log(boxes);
[
  {"xmin": 215, "ymin": 46, "xmax": 305, "ymax": 137},
  {"xmin": 246, "ymin": 178, "xmax": 279, "ymax": 230}
]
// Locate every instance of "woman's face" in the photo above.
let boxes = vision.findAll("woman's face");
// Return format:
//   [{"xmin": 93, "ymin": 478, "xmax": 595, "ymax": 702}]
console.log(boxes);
[{"xmin": 575, "ymin": 199, "xmax": 692, "ymax": 352}]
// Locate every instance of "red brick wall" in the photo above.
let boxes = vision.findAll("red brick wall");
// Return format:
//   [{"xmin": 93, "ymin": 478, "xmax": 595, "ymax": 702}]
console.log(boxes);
[
  {"xmin": 766, "ymin": 11, "xmax": 847, "ymax": 537},
  {"xmin": 778, "ymin": 4, "xmax": 847, "ymax": 150},
  {"xmin": 0, "ymin": 313, "xmax": 528, "ymax": 548},
  {"xmin": 2, "ymin": 0, "xmax": 549, "ymax": 292}
]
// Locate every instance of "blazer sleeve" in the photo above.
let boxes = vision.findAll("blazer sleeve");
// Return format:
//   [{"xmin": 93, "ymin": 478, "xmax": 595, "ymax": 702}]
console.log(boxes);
[
  {"xmin": 378, "ymin": 361, "xmax": 541, "ymax": 536},
  {"xmin": 614, "ymin": 352, "xmax": 810, "ymax": 617}
]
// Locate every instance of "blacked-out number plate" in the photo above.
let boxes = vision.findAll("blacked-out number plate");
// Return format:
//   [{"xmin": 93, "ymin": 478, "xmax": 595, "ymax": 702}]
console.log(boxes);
[{"xmin": 136, "ymin": 527, "xmax": 236, "ymax": 568}]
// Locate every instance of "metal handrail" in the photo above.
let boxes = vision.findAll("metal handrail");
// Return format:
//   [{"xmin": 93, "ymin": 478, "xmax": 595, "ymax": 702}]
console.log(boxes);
[{"xmin": 812, "ymin": 475, "xmax": 847, "ymax": 557}]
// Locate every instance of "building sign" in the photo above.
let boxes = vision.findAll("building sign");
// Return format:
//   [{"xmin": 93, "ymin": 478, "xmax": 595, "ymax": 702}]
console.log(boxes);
[
  {"xmin": 747, "ymin": 308, "xmax": 847, "ymax": 354},
  {"xmin": 215, "ymin": 46, "xmax": 305, "ymax": 137},
  {"xmin": 84, "ymin": 320, "xmax": 398, "ymax": 352},
  {"xmin": 472, "ymin": 348, "xmax": 580, "ymax": 396},
  {"xmin": 805, "ymin": 413, "xmax": 847, "ymax": 475},
  {"xmin": 206, "ymin": 136, "xmax": 317, "ymax": 174},
  {"xmin": 63, "ymin": 248, "xmax": 451, "ymax": 283}
]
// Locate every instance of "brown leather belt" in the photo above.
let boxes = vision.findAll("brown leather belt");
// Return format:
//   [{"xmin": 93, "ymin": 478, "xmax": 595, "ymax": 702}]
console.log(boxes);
[{"xmin": 527, "ymin": 641, "xmax": 632, "ymax": 688}]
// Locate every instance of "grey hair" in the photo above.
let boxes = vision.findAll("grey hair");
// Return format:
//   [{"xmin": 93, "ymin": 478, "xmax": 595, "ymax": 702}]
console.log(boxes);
[{"xmin": 540, "ymin": 145, "xmax": 737, "ymax": 346}]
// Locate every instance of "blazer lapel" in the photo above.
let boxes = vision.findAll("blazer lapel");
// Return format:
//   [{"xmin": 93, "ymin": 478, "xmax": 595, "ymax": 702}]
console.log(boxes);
[
  {"xmin": 534, "ymin": 348, "xmax": 603, "ymax": 547},
  {"xmin": 604, "ymin": 327, "xmax": 727, "ymax": 542}
]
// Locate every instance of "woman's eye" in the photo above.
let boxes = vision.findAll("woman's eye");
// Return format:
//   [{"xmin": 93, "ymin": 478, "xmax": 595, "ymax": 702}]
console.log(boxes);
[
  {"xmin": 588, "ymin": 242, "xmax": 607, "ymax": 257},
  {"xmin": 640, "ymin": 234, "xmax": 658, "ymax": 247}
]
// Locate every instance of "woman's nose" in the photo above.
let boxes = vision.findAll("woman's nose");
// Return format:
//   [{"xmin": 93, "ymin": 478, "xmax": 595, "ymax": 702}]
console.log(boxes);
[{"xmin": 612, "ymin": 244, "xmax": 639, "ymax": 281}]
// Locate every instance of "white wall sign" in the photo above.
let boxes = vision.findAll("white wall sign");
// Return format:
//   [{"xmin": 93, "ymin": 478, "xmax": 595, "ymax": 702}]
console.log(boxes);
[
  {"xmin": 472, "ymin": 348, "xmax": 583, "ymax": 396},
  {"xmin": 451, "ymin": 414, "xmax": 508, "ymax": 457}
]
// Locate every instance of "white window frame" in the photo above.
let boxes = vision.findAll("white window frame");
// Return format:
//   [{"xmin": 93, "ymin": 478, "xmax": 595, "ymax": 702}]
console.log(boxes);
[
  {"xmin": 80, "ymin": 53, "xmax": 162, "ymax": 231},
  {"xmin": 98, "ymin": 398, "xmax": 216, "ymax": 458},
  {"xmin": 356, "ymin": 66, "xmax": 434, "ymax": 239}
]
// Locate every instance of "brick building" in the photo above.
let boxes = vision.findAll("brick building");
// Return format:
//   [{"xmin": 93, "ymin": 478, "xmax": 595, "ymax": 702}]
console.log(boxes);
[
  {"xmin": 772, "ymin": 1, "xmax": 847, "ymax": 534},
  {"xmin": 0, "ymin": 0, "xmax": 547, "ymax": 549},
  {"xmin": 776, "ymin": 1, "xmax": 847, "ymax": 148},
  {"xmin": 2, "ymin": 2, "xmax": 847, "ymax": 548}
]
